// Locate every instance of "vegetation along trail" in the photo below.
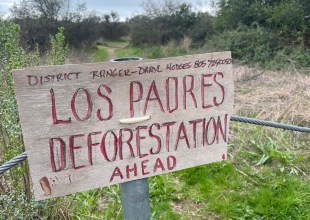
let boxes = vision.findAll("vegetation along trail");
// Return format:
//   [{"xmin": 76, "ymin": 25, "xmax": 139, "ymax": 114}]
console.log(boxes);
[{"xmin": 98, "ymin": 40, "xmax": 129, "ymax": 61}]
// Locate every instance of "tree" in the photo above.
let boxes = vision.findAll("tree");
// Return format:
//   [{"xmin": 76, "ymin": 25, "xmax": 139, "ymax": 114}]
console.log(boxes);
[
  {"xmin": 129, "ymin": 15, "xmax": 163, "ymax": 45},
  {"xmin": 100, "ymin": 11, "xmax": 129, "ymax": 40},
  {"xmin": 266, "ymin": 1, "xmax": 305, "ymax": 37},
  {"xmin": 9, "ymin": 0, "xmax": 103, "ymax": 49},
  {"xmin": 10, "ymin": 0, "xmax": 35, "ymax": 19},
  {"xmin": 213, "ymin": 0, "xmax": 309, "ymax": 47},
  {"xmin": 46, "ymin": 27, "xmax": 69, "ymax": 64},
  {"xmin": 191, "ymin": 12, "xmax": 214, "ymax": 46},
  {"xmin": 142, "ymin": 0, "xmax": 181, "ymax": 18},
  {"xmin": 130, "ymin": 0, "xmax": 212, "ymax": 45},
  {"xmin": 0, "ymin": 20, "xmax": 73, "ymax": 217},
  {"xmin": 10, "ymin": 0, "xmax": 70, "ymax": 20},
  {"xmin": 213, "ymin": 0, "xmax": 268, "ymax": 30}
]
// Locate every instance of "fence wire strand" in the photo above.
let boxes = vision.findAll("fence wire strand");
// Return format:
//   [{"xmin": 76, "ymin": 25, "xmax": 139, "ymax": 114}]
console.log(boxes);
[
  {"xmin": 231, "ymin": 116, "xmax": 310, "ymax": 133},
  {"xmin": 1, "ymin": 115, "xmax": 310, "ymax": 174},
  {"xmin": 0, "ymin": 152, "xmax": 27, "ymax": 174}
]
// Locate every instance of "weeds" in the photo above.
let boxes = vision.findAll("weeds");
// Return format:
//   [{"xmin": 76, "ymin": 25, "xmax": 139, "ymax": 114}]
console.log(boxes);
[
  {"xmin": 0, "ymin": 22, "xmax": 72, "ymax": 219},
  {"xmin": 204, "ymin": 25, "xmax": 310, "ymax": 70},
  {"xmin": 91, "ymin": 47, "xmax": 108, "ymax": 62},
  {"xmin": 46, "ymin": 27, "xmax": 69, "ymax": 65},
  {"xmin": 116, "ymin": 38, "xmax": 193, "ymax": 59},
  {"xmin": 244, "ymin": 137, "xmax": 305, "ymax": 175},
  {"xmin": 70, "ymin": 186, "xmax": 122, "ymax": 219},
  {"xmin": 115, "ymin": 46, "xmax": 142, "ymax": 58}
]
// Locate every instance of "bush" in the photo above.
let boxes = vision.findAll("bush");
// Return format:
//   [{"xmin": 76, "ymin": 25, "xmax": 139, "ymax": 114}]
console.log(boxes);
[
  {"xmin": 129, "ymin": 15, "xmax": 163, "ymax": 45},
  {"xmin": 0, "ymin": 20, "xmax": 71, "ymax": 218},
  {"xmin": 46, "ymin": 27, "xmax": 69, "ymax": 65},
  {"xmin": 0, "ymin": 19, "xmax": 25, "ymax": 145},
  {"xmin": 204, "ymin": 24, "xmax": 310, "ymax": 69},
  {"xmin": 129, "ymin": 3, "xmax": 213, "ymax": 46}
]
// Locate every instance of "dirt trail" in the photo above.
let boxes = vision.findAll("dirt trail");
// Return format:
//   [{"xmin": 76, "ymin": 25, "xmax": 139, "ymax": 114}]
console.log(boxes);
[
  {"xmin": 107, "ymin": 47, "xmax": 117, "ymax": 60},
  {"xmin": 98, "ymin": 41, "xmax": 128, "ymax": 61}
]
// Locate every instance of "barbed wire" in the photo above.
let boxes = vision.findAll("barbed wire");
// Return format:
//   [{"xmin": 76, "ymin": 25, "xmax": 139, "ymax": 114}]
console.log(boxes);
[{"xmin": 1, "ymin": 115, "xmax": 310, "ymax": 175}]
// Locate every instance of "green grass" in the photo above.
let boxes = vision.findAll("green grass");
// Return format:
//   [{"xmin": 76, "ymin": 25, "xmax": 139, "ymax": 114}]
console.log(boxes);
[
  {"xmin": 91, "ymin": 47, "xmax": 108, "ymax": 62},
  {"xmin": 115, "ymin": 41, "xmax": 191, "ymax": 59},
  {"xmin": 69, "ymin": 186, "xmax": 122, "ymax": 219},
  {"xmin": 175, "ymin": 163, "xmax": 310, "ymax": 219},
  {"xmin": 96, "ymin": 39, "xmax": 127, "ymax": 47},
  {"xmin": 115, "ymin": 45, "xmax": 143, "ymax": 58},
  {"xmin": 144, "ymin": 123, "xmax": 310, "ymax": 219}
]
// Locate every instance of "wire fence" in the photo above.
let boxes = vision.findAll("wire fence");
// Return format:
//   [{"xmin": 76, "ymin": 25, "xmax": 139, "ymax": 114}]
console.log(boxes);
[
  {"xmin": 1, "ymin": 115, "xmax": 310, "ymax": 175},
  {"xmin": 231, "ymin": 115, "xmax": 310, "ymax": 133}
]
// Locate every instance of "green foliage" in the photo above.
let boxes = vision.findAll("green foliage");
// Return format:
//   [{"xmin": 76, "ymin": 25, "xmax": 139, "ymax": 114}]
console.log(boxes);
[
  {"xmin": 116, "ymin": 46, "xmax": 143, "ymax": 58},
  {"xmin": 231, "ymin": 123, "xmax": 309, "ymax": 175},
  {"xmin": 177, "ymin": 161, "xmax": 310, "ymax": 219},
  {"xmin": 25, "ymin": 45, "xmax": 41, "ymax": 67},
  {"xmin": 129, "ymin": 2, "xmax": 213, "ymax": 46},
  {"xmin": 204, "ymin": 0, "xmax": 309, "ymax": 69},
  {"xmin": 191, "ymin": 12, "xmax": 214, "ymax": 47},
  {"xmin": 11, "ymin": 2, "xmax": 129, "ymax": 50},
  {"xmin": 249, "ymin": 137, "xmax": 305, "ymax": 175},
  {"xmin": 159, "ymin": 3, "xmax": 197, "ymax": 43},
  {"xmin": 129, "ymin": 15, "xmax": 163, "ymax": 45},
  {"xmin": 0, "ymin": 21, "xmax": 73, "ymax": 219},
  {"xmin": 204, "ymin": 24, "xmax": 310, "ymax": 69},
  {"xmin": 0, "ymin": 22, "xmax": 27, "ymax": 207},
  {"xmin": 266, "ymin": 1, "xmax": 305, "ymax": 36},
  {"xmin": 0, "ymin": 20, "xmax": 25, "ymax": 141},
  {"xmin": 70, "ymin": 186, "xmax": 122, "ymax": 219},
  {"xmin": 214, "ymin": 0, "xmax": 269, "ymax": 30},
  {"xmin": 130, "ymin": 0, "xmax": 310, "ymax": 69},
  {"xmin": 149, "ymin": 175, "xmax": 179, "ymax": 219},
  {"xmin": 100, "ymin": 11, "xmax": 129, "ymax": 41},
  {"xmin": 46, "ymin": 27, "xmax": 69, "ymax": 65},
  {"xmin": 141, "ymin": 40, "xmax": 192, "ymax": 59},
  {"xmin": 148, "ymin": 47, "xmax": 165, "ymax": 59},
  {"xmin": 0, "ymin": 190, "xmax": 48, "ymax": 220},
  {"xmin": 213, "ymin": 0, "xmax": 308, "ymax": 32}
]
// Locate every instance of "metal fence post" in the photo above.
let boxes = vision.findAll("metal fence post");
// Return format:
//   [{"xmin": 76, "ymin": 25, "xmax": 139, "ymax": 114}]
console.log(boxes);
[
  {"xmin": 111, "ymin": 57, "xmax": 151, "ymax": 220},
  {"xmin": 121, "ymin": 178, "xmax": 150, "ymax": 220}
]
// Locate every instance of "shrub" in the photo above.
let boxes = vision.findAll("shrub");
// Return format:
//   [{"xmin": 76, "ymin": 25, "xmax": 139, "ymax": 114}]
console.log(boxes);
[
  {"xmin": 46, "ymin": 27, "xmax": 69, "ymax": 65},
  {"xmin": 129, "ymin": 3, "xmax": 213, "ymax": 46},
  {"xmin": 204, "ymin": 24, "xmax": 310, "ymax": 69},
  {"xmin": 0, "ymin": 20, "xmax": 71, "ymax": 218},
  {"xmin": 0, "ymin": 19, "xmax": 25, "ymax": 144}
]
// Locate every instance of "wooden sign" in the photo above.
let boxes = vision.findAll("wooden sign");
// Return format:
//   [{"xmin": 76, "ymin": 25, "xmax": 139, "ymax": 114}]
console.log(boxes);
[{"xmin": 13, "ymin": 52, "xmax": 234, "ymax": 200}]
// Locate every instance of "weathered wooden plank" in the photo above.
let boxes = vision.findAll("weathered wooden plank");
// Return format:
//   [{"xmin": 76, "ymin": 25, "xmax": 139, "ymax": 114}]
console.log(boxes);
[{"xmin": 13, "ymin": 52, "xmax": 234, "ymax": 200}]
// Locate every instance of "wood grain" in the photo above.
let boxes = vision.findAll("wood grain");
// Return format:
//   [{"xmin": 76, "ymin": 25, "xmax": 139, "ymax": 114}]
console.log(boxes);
[{"xmin": 13, "ymin": 52, "xmax": 234, "ymax": 200}]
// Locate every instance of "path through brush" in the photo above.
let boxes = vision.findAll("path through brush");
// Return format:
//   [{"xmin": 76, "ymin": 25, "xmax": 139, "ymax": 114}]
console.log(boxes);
[{"xmin": 98, "ymin": 41, "xmax": 129, "ymax": 61}]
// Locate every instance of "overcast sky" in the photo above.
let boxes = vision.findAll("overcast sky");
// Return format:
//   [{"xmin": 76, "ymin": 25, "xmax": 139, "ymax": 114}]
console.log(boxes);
[{"xmin": 0, "ymin": 0, "xmax": 213, "ymax": 20}]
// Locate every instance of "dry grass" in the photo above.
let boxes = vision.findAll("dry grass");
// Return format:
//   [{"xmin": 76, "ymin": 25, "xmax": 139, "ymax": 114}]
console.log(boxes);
[
  {"xmin": 66, "ymin": 48, "xmax": 92, "ymax": 64},
  {"xmin": 179, "ymin": 36, "xmax": 192, "ymax": 51},
  {"xmin": 160, "ymin": 37, "xmax": 192, "ymax": 56},
  {"xmin": 233, "ymin": 64, "xmax": 310, "ymax": 126}
]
